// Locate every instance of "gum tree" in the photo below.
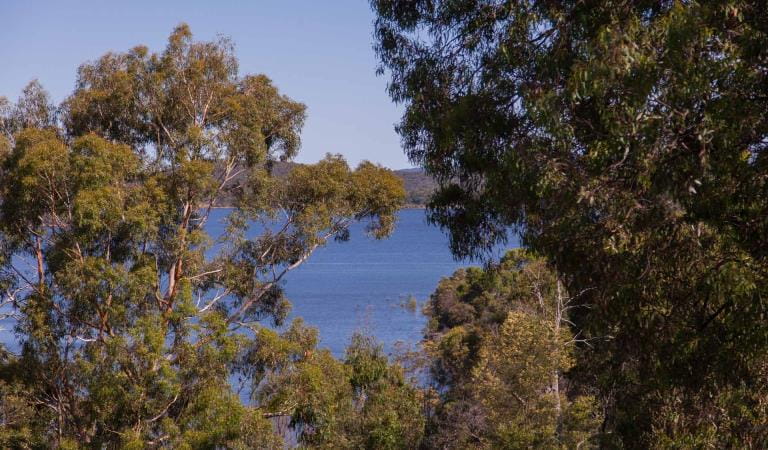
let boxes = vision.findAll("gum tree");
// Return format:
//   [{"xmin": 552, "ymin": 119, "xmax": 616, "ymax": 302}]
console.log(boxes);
[
  {"xmin": 0, "ymin": 25, "xmax": 404, "ymax": 447},
  {"xmin": 373, "ymin": 1, "xmax": 768, "ymax": 446},
  {"xmin": 421, "ymin": 250, "xmax": 600, "ymax": 448},
  {"xmin": 243, "ymin": 323, "xmax": 425, "ymax": 448}
]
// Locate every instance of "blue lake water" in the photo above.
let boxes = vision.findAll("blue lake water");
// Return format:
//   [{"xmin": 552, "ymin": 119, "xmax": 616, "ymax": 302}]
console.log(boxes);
[{"xmin": 0, "ymin": 209, "xmax": 516, "ymax": 357}]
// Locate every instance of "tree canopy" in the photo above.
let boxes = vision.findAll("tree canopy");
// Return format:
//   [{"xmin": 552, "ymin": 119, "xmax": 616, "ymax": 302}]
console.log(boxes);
[
  {"xmin": 373, "ymin": 1, "xmax": 768, "ymax": 446},
  {"xmin": 0, "ymin": 25, "xmax": 407, "ymax": 447},
  {"xmin": 419, "ymin": 250, "xmax": 600, "ymax": 448},
  {"xmin": 3, "ymin": 2, "xmax": 767, "ymax": 446}
]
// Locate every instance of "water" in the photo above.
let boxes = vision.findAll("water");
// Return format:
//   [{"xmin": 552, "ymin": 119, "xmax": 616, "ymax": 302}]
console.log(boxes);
[{"xmin": 0, "ymin": 209, "xmax": 516, "ymax": 357}]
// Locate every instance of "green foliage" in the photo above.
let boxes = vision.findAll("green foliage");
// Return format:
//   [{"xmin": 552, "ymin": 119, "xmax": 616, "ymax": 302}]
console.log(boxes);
[
  {"xmin": 341, "ymin": 333, "xmax": 425, "ymax": 450},
  {"xmin": 248, "ymin": 323, "xmax": 425, "ymax": 449},
  {"xmin": 1, "ymin": 80, "xmax": 56, "ymax": 134},
  {"xmin": 0, "ymin": 379, "xmax": 46, "ymax": 448},
  {"xmin": 0, "ymin": 25, "xmax": 405, "ymax": 447},
  {"xmin": 421, "ymin": 250, "xmax": 600, "ymax": 448},
  {"xmin": 373, "ymin": 1, "xmax": 768, "ymax": 446}
]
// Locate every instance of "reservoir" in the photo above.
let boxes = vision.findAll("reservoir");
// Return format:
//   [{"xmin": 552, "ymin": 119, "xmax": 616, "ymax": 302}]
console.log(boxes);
[{"xmin": 0, "ymin": 208, "xmax": 516, "ymax": 357}]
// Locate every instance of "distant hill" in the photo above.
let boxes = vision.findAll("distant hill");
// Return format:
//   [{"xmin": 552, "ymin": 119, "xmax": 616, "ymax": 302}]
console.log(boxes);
[{"xmin": 392, "ymin": 167, "xmax": 437, "ymax": 207}]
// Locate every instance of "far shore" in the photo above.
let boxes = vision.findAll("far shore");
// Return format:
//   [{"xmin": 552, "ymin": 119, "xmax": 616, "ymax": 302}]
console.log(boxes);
[{"xmin": 206, "ymin": 205, "xmax": 427, "ymax": 210}]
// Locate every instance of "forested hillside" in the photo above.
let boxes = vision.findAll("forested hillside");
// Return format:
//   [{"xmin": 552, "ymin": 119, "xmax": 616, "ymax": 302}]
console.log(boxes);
[{"xmin": 391, "ymin": 168, "xmax": 437, "ymax": 206}]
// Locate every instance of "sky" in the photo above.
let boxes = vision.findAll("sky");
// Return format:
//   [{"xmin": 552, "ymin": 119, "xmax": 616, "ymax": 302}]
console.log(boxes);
[{"xmin": 0, "ymin": 0, "xmax": 412, "ymax": 169}]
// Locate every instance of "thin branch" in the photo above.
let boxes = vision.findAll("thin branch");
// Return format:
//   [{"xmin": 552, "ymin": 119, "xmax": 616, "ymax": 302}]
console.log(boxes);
[
  {"xmin": 147, "ymin": 393, "xmax": 180, "ymax": 423},
  {"xmin": 186, "ymin": 268, "xmax": 223, "ymax": 281},
  {"xmin": 199, "ymin": 289, "xmax": 230, "ymax": 313},
  {"xmin": 225, "ymin": 228, "xmax": 336, "ymax": 324}
]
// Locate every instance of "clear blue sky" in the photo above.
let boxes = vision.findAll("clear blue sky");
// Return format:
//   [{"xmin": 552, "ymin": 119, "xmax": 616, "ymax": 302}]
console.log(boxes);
[{"xmin": 0, "ymin": 0, "xmax": 412, "ymax": 169}]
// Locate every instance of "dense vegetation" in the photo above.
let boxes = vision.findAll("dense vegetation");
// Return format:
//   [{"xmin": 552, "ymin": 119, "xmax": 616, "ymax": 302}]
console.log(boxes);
[
  {"xmin": 0, "ymin": 26, "xmax": 411, "ymax": 447},
  {"xmin": 3, "ymin": 0, "xmax": 768, "ymax": 447},
  {"xmin": 0, "ymin": 55, "xmax": 602, "ymax": 449},
  {"xmin": 373, "ymin": 0, "xmax": 768, "ymax": 447},
  {"xmin": 418, "ymin": 250, "xmax": 600, "ymax": 448}
]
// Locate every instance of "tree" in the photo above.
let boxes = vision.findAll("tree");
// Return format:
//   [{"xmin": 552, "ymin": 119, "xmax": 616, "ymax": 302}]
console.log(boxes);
[
  {"xmin": 372, "ymin": 1, "xmax": 768, "ymax": 445},
  {"xmin": 249, "ymin": 325, "xmax": 425, "ymax": 449},
  {"xmin": 0, "ymin": 24, "xmax": 405, "ymax": 447},
  {"xmin": 421, "ymin": 250, "xmax": 600, "ymax": 448},
  {"xmin": 0, "ymin": 80, "xmax": 56, "ymax": 138}
]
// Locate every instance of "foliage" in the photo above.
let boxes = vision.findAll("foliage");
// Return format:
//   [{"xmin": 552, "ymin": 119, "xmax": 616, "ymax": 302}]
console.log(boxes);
[
  {"xmin": 373, "ymin": 0, "xmax": 768, "ymax": 446},
  {"xmin": 215, "ymin": 162, "xmax": 435, "ymax": 208},
  {"xmin": 0, "ymin": 25, "xmax": 405, "ymax": 447},
  {"xmin": 421, "ymin": 250, "xmax": 600, "ymax": 449},
  {"xmin": 243, "ymin": 322, "xmax": 425, "ymax": 449}
]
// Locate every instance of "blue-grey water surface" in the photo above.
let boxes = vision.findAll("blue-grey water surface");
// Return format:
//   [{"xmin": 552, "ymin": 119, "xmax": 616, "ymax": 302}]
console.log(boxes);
[{"xmin": 0, "ymin": 209, "xmax": 516, "ymax": 357}]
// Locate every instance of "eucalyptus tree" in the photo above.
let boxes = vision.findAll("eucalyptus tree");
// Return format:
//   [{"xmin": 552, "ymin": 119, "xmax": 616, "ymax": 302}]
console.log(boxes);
[
  {"xmin": 240, "ymin": 322, "xmax": 425, "ymax": 448},
  {"xmin": 0, "ymin": 24, "xmax": 404, "ymax": 447},
  {"xmin": 373, "ymin": 1, "xmax": 768, "ymax": 446},
  {"xmin": 421, "ymin": 250, "xmax": 600, "ymax": 448}
]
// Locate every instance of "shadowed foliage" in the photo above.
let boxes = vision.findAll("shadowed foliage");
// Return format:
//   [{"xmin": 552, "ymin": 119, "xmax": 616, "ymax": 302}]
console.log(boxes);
[{"xmin": 372, "ymin": 0, "xmax": 768, "ymax": 446}]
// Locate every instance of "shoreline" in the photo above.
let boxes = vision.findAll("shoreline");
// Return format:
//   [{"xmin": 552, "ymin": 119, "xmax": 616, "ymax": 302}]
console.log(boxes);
[{"xmin": 206, "ymin": 205, "xmax": 428, "ymax": 210}]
